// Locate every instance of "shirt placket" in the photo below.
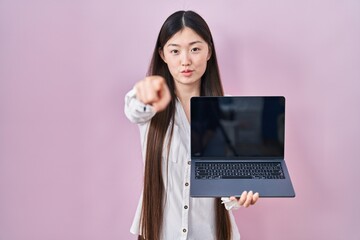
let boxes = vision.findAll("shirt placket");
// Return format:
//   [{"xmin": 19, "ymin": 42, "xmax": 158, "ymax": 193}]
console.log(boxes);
[
  {"xmin": 177, "ymin": 99, "xmax": 192, "ymax": 240},
  {"xmin": 180, "ymin": 157, "xmax": 191, "ymax": 239}
]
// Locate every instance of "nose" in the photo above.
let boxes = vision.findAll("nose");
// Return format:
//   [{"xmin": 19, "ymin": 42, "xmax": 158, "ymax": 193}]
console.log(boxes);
[{"xmin": 181, "ymin": 52, "xmax": 191, "ymax": 66}]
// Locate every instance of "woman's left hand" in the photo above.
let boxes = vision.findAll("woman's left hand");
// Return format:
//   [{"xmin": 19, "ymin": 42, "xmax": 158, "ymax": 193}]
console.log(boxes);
[{"xmin": 230, "ymin": 191, "xmax": 259, "ymax": 208}]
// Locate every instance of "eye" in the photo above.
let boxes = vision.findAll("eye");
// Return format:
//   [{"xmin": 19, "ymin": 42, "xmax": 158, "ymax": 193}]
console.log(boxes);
[
  {"xmin": 191, "ymin": 47, "xmax": 200, "ymax": 52},
  {"xmin": 170, "ymin": 49, "xmax": 179, "ymax": 55}
]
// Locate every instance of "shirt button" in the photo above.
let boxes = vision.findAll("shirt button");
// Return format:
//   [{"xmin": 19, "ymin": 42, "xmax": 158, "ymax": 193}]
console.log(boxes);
[
  {"xmin": 185, "ymin": 182, "xmax": 189, "ymax": 187},
  {"xmin": 183, "ymin": 228, "xmax": 187, "ymax": 233},
  {"xmin": 187, "ymin": 161, "xmax": 191, "ymax": 165},
  {"xmin": 184, "ymin": 205, "xmax": 188, "ymax": 209}
]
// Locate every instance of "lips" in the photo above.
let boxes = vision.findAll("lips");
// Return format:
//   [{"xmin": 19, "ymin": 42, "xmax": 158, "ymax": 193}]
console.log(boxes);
[{"xmin": 181, "ymin": 69, "xmax": 194, "ymax": 77}]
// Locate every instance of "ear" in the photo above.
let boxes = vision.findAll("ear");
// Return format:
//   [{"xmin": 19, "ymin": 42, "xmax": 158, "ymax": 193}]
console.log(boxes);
[
  {"xmin": 159, "ymin": 48, "xmax": 167, "ymax": 63},
  {"xmin": 207, "ymin": 46, "xmax": 212, "ymax": 61}
]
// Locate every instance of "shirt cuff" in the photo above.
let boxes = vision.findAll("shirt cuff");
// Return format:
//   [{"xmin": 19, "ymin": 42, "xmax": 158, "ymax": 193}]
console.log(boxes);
[
  {"xmin": 124, "ymin": 87, "xmax": 157, "ymax": 124},
  {"xmin": 221, "ymin": 197, "xmax": 241, "ymax": 210},
  {"xmin": 127, "ymin": 87, "xmax": 155, "ymax": 113}
]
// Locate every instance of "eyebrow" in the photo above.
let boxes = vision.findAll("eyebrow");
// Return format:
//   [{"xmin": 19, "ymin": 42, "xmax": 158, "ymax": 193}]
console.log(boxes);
[{"xmin": 166, "ymin": 41, "xmax": 204, "ymax": 47}]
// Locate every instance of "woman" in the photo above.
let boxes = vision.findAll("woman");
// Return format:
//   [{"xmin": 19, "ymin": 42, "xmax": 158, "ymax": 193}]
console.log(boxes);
[{"xmin": 124, "ymin": 10, "xmax": 259, "ymax": 240}]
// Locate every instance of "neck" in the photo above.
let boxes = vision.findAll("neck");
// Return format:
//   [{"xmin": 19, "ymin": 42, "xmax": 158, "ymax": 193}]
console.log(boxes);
[
  {"xmin": 175, "ymin": 82, "xmax": 200, "ymax": 122},
  {"xmin": 175, "ymin": 82, "xmax": 200, "ymax": 103}
]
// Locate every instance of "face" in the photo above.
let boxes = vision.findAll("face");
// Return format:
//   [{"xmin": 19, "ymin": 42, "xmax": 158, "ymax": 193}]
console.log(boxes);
[{"xmin": 160, "ymin": 27, "xmax": 211, "ymax": 91}]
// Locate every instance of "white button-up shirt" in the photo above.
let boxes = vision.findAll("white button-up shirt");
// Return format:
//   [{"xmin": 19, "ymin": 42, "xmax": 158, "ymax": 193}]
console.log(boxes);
[{"xmin": 124, "ymin": 88, "xmax": 241, "ymax": 240}]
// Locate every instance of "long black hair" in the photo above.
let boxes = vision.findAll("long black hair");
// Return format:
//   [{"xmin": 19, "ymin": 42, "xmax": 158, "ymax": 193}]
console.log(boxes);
[{"xmin": 139, "ymin": 10, "xmax": 231, "ymax": 240}]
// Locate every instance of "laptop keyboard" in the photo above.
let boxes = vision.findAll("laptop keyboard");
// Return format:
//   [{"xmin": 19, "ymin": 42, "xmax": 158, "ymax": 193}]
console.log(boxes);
[{"xmin": 195, "ymin": 162, "xmax": 285, "ymax": 180}]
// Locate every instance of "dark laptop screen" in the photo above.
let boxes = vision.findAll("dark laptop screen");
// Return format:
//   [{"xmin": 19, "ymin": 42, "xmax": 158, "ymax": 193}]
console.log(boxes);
[{"xmin": 190, "ymin": 96, "xmax": 285, "ymax": 159}]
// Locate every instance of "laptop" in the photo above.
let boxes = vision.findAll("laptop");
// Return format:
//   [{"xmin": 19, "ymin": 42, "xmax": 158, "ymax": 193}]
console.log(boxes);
[{"xmin": 190, "ymin": 96, "xmax": 295, "ymax": 197}]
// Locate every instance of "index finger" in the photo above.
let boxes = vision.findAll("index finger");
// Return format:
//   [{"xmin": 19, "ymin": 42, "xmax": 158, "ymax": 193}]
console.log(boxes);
[{"xmin": 152, "ymin": 81, "xmax": 171, "ymax": 112}]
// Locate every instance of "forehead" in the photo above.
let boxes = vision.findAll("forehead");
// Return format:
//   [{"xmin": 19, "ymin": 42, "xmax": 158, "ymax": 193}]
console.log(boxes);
[{"xmin": 165, "ymin": 27, "xmax": 206, "ymax": 46}]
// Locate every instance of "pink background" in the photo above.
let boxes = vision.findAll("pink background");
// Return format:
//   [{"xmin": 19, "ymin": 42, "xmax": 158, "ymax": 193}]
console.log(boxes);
[{"xmin": 1, "ymin": 0, "xmax": 359, "ymax": 239}]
